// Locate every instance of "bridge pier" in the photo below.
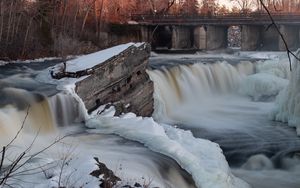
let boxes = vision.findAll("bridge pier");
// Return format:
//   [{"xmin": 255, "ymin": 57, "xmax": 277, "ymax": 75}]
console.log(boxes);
[
  {"xmin": 171, "ymin": 26, "xmax": 192, "ymax": 49},
  {"xmin": 206, "ymin": 26, "xmax": 228, "ymax": 50},
  {"xmin": 278, "ymin": 25, "xmax": 300, "ymax": 51},
  {"xmin": 241, "ymin": 25, "xmax": 262, "ymax": 51},
  {"xmin": 134, "ymin": 13, "xmax": 300, "ymax": 52},
  {"xmin": 141, "ymin": 26, "xmax": 151, "ymax": 42},
  {"xmin": 260, "ymin": 25, "xmax": 279, "ymax": 51},
  {"xmin": 193, "ymin": 26, "xmax": 206, "ymax": 50}
]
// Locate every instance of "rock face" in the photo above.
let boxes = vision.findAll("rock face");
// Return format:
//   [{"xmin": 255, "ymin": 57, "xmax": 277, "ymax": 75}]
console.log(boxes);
[{"xmin": 75, "ymin": 43, "xmax": 154, "ymax": 117}]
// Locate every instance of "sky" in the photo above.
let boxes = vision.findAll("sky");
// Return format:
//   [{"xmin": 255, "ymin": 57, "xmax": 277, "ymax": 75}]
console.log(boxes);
[{"xmin": 218, "ymin": 0, "xmax": 234, "ymax": 8}]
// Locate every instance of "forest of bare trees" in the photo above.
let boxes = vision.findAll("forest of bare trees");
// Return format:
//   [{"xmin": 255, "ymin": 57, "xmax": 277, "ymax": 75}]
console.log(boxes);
[{"xmin": 0, "ymin": 0, "xmax": 300, "ymax": 60}]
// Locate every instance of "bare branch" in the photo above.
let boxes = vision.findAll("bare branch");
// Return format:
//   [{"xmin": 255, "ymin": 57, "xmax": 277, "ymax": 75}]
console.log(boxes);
[
  {"xmin": 259, "ymin": 0, "xmax": 300, "ymax": 71},
  {"xmin": 5, "ymin": 106, "xmax": 30, "ymax": 148},
  {"xmin": 0, "ymin": 147, "xmax": 5, "ymax": 171},
  {"xmin": 0, "ymin": 152, "xmax": 26, "ymax": 185}
]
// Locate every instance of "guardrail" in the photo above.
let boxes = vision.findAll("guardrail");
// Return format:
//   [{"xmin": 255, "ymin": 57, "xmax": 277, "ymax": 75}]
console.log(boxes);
[{"xmin": 131, "ymin": 13, "xmax": 300, "ymax": 25}]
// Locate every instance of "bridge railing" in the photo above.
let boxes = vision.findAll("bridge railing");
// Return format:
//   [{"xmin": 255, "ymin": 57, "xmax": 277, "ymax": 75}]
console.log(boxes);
[{"xmin": 131, "ymin": 12, "xmax": 300, "ymax": 23}]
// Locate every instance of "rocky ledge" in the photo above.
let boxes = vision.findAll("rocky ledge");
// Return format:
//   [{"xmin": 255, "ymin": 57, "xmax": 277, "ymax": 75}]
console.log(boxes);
[{"xmin": 75, "ymin": 43, "xmax": 154, "ymax": 117}]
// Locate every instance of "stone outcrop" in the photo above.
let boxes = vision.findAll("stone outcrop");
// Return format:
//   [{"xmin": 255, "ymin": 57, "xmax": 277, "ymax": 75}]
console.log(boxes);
[{"xmin": 75, "ymin": 43, "xmax": 154, "ymax": 117}]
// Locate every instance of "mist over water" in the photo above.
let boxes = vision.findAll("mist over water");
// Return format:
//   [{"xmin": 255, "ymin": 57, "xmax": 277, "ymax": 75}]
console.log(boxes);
[{"xmin": 148, "ymin": 59, "xmax": 300, "ymax": 188}]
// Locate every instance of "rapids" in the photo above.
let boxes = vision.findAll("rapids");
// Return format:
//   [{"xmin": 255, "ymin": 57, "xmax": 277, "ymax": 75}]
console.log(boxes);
[
  {"xmin": 148, "ymin": 56, "xmax": 300, "ymax": 188},
  {"xmin": 0, "ymin": 61, "xmax": 197, "ymax": 187},
  {"xmin": 1, "ymin": 52, "xmax": 300, "ymax": 188}
]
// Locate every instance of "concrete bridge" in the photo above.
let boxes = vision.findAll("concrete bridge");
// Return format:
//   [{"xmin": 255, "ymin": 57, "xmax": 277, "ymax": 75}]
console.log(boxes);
[{"xmin": 132, "ymin": 13, "xmax": 300, "ymax": 51}]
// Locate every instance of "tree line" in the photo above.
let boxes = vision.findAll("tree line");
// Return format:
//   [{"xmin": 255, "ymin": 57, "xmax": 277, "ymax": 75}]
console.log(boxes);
[{"xmin": 0, "ymin": 0, "xmax": 300, "ymax": 60}]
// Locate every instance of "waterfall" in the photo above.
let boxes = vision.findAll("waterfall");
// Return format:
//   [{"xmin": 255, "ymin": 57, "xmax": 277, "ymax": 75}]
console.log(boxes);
[
  {"xmin": 48, "ymin": 92, "xmax": 86, "ymax": 127},
  {"xmin": 0, "ymin": 87, "xmax": 86, "ymax": 143},
  {"xmin": 148, "ymin": 61, "xmax": 254, "ymax": 121}
]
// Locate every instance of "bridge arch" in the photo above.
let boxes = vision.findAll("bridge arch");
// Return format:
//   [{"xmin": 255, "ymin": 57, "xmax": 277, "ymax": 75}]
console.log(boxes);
[
  {"xmin": 152, "ymin": 26, "xmax": 172, "ymax": 49},
  {"xmin": 228, "ymin": 26, "xmax": 241, "ymax": 48},
  {"xmin": 135, "ymin": 13, "xmax": 300, "ymax": 51}
]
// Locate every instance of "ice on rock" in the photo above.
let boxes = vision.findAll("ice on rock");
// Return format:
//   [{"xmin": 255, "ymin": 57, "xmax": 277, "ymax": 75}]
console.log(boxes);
[
  {"xmin": 239, "ymin": 55, "xmax": 291, "ymax": 101},
  {"xmin": 271, "ymin": 49, "xmax": 300, "ymax": 135},
  {"xmin": 256, "ymin": 58, "xmax": 291, "ymax": 79},
  {"xmin": 239, "ymin": 73, "xmax": 288, "ymax": 101}
]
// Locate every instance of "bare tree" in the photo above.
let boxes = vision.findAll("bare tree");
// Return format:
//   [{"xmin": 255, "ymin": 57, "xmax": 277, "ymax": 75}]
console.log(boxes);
[
  {"xmin": 230, "ymin": 0, "xmax": 257, "ymax": 12},
  {"xmin": 258, "ymin": 0, "xmax": 300, "ymax": 71}
]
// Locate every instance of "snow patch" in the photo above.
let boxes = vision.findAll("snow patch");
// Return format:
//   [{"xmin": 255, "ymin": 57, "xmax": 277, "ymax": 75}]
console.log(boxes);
[
  {"xmin": 65, "ymin": 43, "xmax": 139, "ymax": 72},
  {"xmin": 12, "ymin": 57, "xmax": 61, "ymax": 63},
  {"xmin": 0, "ymin": 60, "xmax": 9, "ymax": 66},
  {"xmin": 36, "ymin": 43, "xmax": 144, "ymax": 91}
]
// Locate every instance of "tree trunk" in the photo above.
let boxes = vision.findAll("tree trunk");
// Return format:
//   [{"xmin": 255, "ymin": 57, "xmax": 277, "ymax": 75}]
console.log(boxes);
[
  {"xmin": 14, "ymin": 14, "xmax": 22, "ymax": 38},
  {"xmin": 21, "ymin": 18, "xmax": 33, "ymax": 57},
  {"xmin": 6, "ymin": 1, "xmax": 14, "ymax": 44},
  {"xmin": 98, "ymin": 0, "xmax": 104, "ymax": 39},
  {"xmin": 81, "ymin": 1, "xmax": 95, "ymax": 36},
  {"xmin": 0, "ymin": 0, "xmax": 4, "ymax": 42},
  {"xmin": 73, "ymin": 0, "xmax": 79, "ymax": 38}
]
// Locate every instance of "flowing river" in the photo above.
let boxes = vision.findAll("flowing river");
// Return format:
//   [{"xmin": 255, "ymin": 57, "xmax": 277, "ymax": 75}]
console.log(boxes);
[
  {"xmin": 0, "ymin": 52, "xmax": 300, "ymax": 188},
  {"xmin": 148, "ymin": 54, "xmax": 300, "ymax": 188}
]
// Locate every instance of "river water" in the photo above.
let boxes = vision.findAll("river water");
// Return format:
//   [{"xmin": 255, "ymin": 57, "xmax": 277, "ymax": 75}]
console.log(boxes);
[
  {"xmin": 148, "ymin": 54, "xmax": 300, "ymax": 188},
  {"xmin": 0, "ymin": 60, "xmax": 197, "ymax": 187},
  {"xmin": 0, "ymin": 53, "xmax": 300, "ymax": 187}
]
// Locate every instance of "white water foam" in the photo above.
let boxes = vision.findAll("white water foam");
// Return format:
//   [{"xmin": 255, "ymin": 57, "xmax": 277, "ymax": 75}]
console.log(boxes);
[
  {"xmin": 271, "ymin": 49, "xmax": 300, "ymax": 135},
  {"xmin": 86, "ymin": 111, "xmax": 250, "ymax": 188},
  {"xmin": 147, "ymin": 61, "xmax": 254, "ymax": 122}
]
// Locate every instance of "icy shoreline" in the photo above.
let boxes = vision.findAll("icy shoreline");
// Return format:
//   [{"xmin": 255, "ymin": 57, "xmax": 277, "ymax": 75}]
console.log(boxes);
[
  {"xmin": 271, "ymin": 49, "xmax": 300, "ymax": 135},
  {"xmin": 86, "ymin": 111, "xmax": 250, "ymax": 188}
]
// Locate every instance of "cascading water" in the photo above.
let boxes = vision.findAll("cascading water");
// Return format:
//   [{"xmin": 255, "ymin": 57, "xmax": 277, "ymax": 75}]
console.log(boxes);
[
  {"xmin": 148, "ymin": 58, "xmax": 300, "ymax": 188},
  {"xmin": 148, "ymin": 61, "xmax": 255, "ymax": 125},
  {"xmin": 0, "ymin": 86, "xmax": 86, "ymax": 138},
  {"xmin": 0, "ymin": 62, "xmax": 197, "ymax": 188},
  {"xmin": 48, "ymin": 92, "xmax": 86, "ymax": 127},
  {"xmin": 1, "ymin": 52, "xmax": 300, "ymax": 188},
  {"xmin": 0, "ymin": 90, "xmax": 55, "ymax": 138}
]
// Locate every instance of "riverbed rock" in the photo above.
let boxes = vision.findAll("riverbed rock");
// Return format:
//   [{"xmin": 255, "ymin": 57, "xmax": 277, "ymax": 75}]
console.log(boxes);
[{"xmin": 75, "ymin": 43, "xmax": 154, "ymax": 117}]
